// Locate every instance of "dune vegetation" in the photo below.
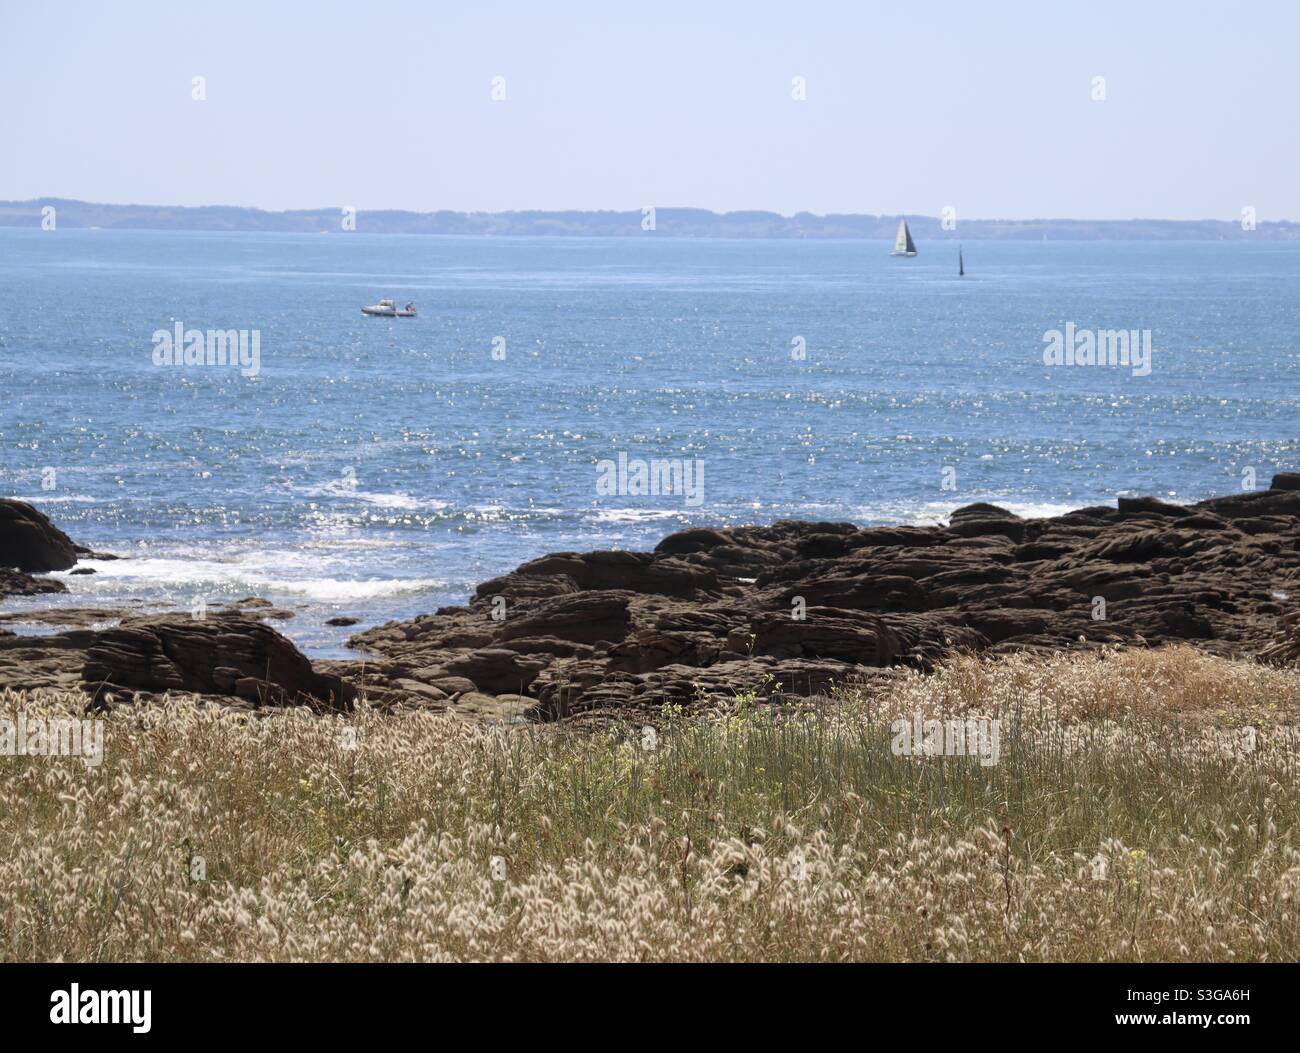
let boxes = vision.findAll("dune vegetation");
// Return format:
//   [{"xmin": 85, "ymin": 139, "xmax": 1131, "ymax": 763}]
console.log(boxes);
[{"xmin": 1, "ymin": 644, "xmax": 1298, "ymax": 962}]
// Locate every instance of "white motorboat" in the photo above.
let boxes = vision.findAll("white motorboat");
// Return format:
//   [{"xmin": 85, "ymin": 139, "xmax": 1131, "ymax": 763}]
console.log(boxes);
[{"xmin": 362, "ymin": 298, "xmax": 417, "ymax": 317}]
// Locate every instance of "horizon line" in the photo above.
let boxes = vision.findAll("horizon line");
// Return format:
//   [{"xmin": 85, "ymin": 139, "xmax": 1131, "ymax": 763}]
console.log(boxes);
[{"xmin": 5, "ymin": 197, "xmax": 1298, "ymax": 227}]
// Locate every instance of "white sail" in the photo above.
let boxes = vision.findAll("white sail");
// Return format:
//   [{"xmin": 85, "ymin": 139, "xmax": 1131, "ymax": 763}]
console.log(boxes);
[{"xmin": 890, "ymin": 219, "xmax": 917, "ymax": 256}]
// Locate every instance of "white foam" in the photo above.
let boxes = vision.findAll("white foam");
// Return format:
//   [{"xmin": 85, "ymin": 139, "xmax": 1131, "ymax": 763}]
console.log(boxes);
[
  {"xmin": 993, "ymin": 501, "xmax": 1087, "ymax": 520},
  {"xmin": 851, "ymin": 499, "xmax": 1083, "ymax": 526},
  {"xmin": 6, "ymin": 493, "xmax": 99, "ymax": 504},
  {"xmin": 301, "ymin": 536, "xmax": 405, "ymax": 550},
  {"xmin": 591, "ymin": 507, "xmax": 686, "ymax": 523},
  {"xmin": 55, "ymin": 555, "xmax": 443, "ymax": 603},
  {"xmin": 298, "ymin": 481, "xmax": 443, "ymax": 511},
  {"xmin": 270, "ymin": 577, "xmax": 442, "ymax": 602},
  {"xmin": 351, "ymin": 491, "xmax": 426, "ymax": 511}
]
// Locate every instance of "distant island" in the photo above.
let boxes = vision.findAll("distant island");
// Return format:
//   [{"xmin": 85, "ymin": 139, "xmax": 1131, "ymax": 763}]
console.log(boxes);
[{"xmin": 2, "ymin": 198, "xmax": 1296, "ymax": 240}]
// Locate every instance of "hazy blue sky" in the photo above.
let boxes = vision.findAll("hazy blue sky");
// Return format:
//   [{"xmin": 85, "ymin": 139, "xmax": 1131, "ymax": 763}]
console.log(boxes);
[{"xmin": 2, "ymin": 1, "xmax": 1296, "ymax": 219}]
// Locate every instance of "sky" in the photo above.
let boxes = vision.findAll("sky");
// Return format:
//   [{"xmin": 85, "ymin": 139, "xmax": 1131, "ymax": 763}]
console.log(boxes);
[{"xmin": 2, "ymin": 0, "xmax": 1297, "ymax": 220}]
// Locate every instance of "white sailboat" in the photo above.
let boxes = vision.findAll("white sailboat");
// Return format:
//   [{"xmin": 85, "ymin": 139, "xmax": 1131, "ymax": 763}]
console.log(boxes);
[{"xmin": 890, "ymin": 219, "xmax": 918, "ymax": 257}]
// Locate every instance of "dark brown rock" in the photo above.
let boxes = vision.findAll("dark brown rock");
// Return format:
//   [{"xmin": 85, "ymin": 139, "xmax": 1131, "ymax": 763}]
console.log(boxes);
[
  {"xmin": 0, "ymin": 567, "xmax": 68, "ymax": 599},
  {"xmin": 1117, "ymin": 496, "xmax": 1194, "ymax": 518},
  {"xmin": 441, "ymin": 647, "xmax": 550, "ymax": 695},
  {"xmin": 330, "ymin": 477, "xmax": 1300, "ymax": 722},
  {"xmin": 0, "ymin": 628, "xmax": 94, "ymax": 692},
  {"xmin": 81, "ymin": 614, "xmax": 355, "ymax": 708},
  {"xmin": 949, "ymin": 502, "xmax": 1019, "ymax": 521},
  {"xmin": 6, "ymin": 482, "xmax": 1296, "ymax": 725},
  {"xmin": 0, "ymin": 499, "xmax": 78, "ymax": 572},
  {"xmin": 511, "ymin": 550, "xmax": 719, "ymax": 598},
  {"xmin": 220, "ymin": 597, "xmax": 296, "ymax": 620}
]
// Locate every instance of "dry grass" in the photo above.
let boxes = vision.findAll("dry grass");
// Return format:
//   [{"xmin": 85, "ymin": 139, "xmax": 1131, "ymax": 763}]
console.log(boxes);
[{"xmin": 1, "ymin": 644, "xmax": 1298, "ymax": 962}]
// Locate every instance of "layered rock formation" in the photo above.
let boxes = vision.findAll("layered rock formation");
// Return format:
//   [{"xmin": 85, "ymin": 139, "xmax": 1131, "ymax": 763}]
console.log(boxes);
[
  {"xmin": 82, "ymin": 614, "xmax": 354, "ymax": 708},
  {"xmin": 2, "ymin": 477, "xmax": 1297, "ymax": 720},
  {"xmin": 336, "ymin": 474, "xmax": 1300, "ymax": 721},
  {"xmin": 0, "ymin": 613, "xmax": 354, "ymax": 710}
]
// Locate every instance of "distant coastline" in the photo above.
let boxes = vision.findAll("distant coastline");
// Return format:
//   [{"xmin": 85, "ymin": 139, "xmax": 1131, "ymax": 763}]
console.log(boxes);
[{"xmin": 3, "ymin": 197, "xmax": 1297, "ymax": 240}]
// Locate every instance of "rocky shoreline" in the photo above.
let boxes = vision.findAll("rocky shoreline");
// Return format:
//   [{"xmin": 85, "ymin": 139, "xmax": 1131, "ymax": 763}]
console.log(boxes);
[{"xmin": 3, "ymin": 477, "xmax": 1298, "ymax": 721}]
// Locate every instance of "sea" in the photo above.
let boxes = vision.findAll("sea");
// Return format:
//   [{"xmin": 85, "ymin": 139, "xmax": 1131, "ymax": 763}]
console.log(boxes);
[{"xmin": 1, "ymin": 229, "xmax": 1296, "ymax": 656}]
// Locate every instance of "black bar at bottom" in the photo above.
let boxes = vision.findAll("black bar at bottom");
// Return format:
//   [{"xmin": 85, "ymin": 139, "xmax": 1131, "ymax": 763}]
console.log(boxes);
[{"xmin": 0, "ymin": 962, "xmax": 1287, "ymax": 1039}]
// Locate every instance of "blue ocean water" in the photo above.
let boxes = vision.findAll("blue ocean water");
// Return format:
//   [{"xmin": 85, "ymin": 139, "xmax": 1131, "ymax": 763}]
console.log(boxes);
[{"xmin": 1, "ymin": 229, "xmax": 1297, "ymax": 655}]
